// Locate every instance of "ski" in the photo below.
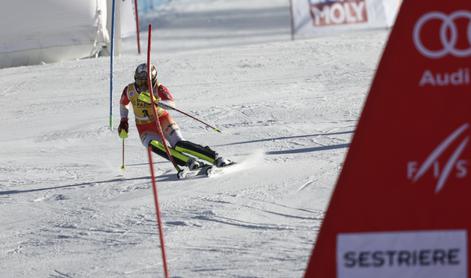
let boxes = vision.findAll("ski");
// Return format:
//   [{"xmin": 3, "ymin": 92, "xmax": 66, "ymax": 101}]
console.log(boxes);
[
  {"xmin": 176, "ymin": 162, "xmax": 237, "ymax": 180},
  {"xmin": 206, "ymin": 162, "xmax": 237, "ymax": 177},
  {"xmin": 177, "ymin": 164, "xmax": 213, "ymax": 179}
]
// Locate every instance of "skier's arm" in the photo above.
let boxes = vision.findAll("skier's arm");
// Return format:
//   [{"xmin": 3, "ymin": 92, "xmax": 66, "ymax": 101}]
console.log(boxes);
[
  {"xmin": 157, "ymin": 84, "xmax": 176, "ymax": 108},
  {"xmin": 118, "ymin": 87, "xmax": 130, "ymax": 135},
  {"xmin": 120, "ymin": 87, "xmax": 131, "ymax": 119}
]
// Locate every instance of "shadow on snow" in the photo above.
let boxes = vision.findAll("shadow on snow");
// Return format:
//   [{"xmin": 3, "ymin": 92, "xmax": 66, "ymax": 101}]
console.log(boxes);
[
  {"xmin": 266, "ymin": 143, "xmax": 350, "ymax": 155},
  {"xmin": 214, "ymin": 131, "xmax": 353, "ymax": 147},
  {"xmin": 0, "ymin": 173, "xmax": 179, "ymax": 196},
  {"xmin": 215, "ymin": 131, "xmax": 352, "ymax": 155}
]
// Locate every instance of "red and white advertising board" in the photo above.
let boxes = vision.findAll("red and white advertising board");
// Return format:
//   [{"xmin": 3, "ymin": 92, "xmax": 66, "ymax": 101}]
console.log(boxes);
[
  {"xmin": 305, "ymin": 0, "xmax": 471, "ymax": 277},
  {"xmin": 291, "ymin": 0, "xmax": 401, "ymax": 38}
]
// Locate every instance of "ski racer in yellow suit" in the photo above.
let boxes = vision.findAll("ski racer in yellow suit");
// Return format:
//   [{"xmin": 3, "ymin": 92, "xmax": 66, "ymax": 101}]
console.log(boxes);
[{"xmin": 118, "ymin": 63, "xmax": 232, "ymax": 171}]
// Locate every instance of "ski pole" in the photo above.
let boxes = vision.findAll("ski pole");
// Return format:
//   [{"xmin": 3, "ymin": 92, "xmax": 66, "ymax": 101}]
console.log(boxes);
[
  {"xmin": 138, "ymin": 93, "xmax": 221, "ymax": 133},
  {"xmin": 159, "ymin": 102, "xmax": 222, "ymax": 133},
  {"xmin": 121, "ymin": 138, "xmax": 125, "ymax": 170},
  {"xmin": 119, "ymin": 130, "xmax": 128, "ymax": 170}
]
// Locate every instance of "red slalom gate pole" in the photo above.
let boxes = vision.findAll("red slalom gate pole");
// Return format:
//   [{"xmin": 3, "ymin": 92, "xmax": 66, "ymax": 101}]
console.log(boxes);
[
  {"xmin": 146, "ymin": 24, "xmax": 170, "ymax": 278},
  {"xmin": 146, "ymin": 147, "xmax": 169, "ymax": 278},
  {"xmin": 146, "ymin": 24, "xmax": 181, "ymax": 172},
  {"xmin": 133, "ymin": 0, "xmax": 141, "ymax": 54}
]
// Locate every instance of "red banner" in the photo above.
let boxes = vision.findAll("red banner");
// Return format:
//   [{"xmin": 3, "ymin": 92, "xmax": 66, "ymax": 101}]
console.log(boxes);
[{"xmin": 305, "ymin": 0, "xmax": 471, "ymax": 277}]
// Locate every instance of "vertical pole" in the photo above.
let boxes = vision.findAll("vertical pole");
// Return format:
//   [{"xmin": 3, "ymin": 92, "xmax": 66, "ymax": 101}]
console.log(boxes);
[
  {"xmin": 121, "ymin": 138, "xmax": 125, "ymax": 170},
  {"xmin": 119, "ymin": 130, "xmax": 128, "ymax": 170},
  {"xmin": 115, "ymin": 0, "xmax": 122, "ymax": 56},
  {"xmin": 134, "ymin": 0, "xmax": 141, "ymax": 54},
  {"xmin": 146, "ymin": 147, "xmax": 169, "ymax": 278},
  {"xmin": 109, "ymin": 0, "xmax": 116, "ymax": 130},
  {"xmin": 146, "ymin": 23, "xmax": 181, "ymax": 172},
  {"xmin": 146, "ymin": 24, "xmax": 170, "ymax": 278},
  {"xmin": 289, "ymin": 0, "xmax": 295, "ymax": 41}
]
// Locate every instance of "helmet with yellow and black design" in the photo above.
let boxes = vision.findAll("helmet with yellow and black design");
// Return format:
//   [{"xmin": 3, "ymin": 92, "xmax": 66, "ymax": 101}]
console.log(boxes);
[{"xmin": 134, "ymin": 63, "xmax": 157, "ymax": 90}]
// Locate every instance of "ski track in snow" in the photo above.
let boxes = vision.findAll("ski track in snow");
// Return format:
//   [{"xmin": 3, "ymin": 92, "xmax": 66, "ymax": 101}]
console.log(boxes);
[
  {"xmin": 0, "ymin": 0, "xmax": 387, "ymax": 276},
  {"xmin": 207, "ymin": 149, "xmax": 265, "ymax": 178}
]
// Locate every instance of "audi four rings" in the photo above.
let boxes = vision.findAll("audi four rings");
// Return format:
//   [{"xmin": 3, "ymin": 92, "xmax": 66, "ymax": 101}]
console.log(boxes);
[{"xmin": 413, "ymin": 10, "xmax": 471, "ymax": 59}]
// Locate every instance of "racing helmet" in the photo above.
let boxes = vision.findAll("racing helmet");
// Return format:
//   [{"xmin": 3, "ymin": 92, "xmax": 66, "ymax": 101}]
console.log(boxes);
[{"xmin": 134, "ymin": 63, "xmax": 157, "ymax": 89}]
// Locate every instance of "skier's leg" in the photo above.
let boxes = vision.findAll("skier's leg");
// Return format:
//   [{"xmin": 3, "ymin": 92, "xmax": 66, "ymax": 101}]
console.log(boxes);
[
  {"xmin": 141, "ymin": 132, "xmax": 201, "ymax": 169},
  {"xmin": 149, "ymin": 140, "xmax": 189, "ymax": 166},
  {"xmin": 160, "ymin": 114, "xmax": 185, "ymax": 147},
  {"xmin": 159, "ymin": 114, "xmax": 232, "ymax": 167},
  {"xmin": 175, "ymin": 141, "xmax": 233, "ymax": 167},
  {"xmin": 174, "ymin": 141, "xmax": 217, "ymax": 164}
]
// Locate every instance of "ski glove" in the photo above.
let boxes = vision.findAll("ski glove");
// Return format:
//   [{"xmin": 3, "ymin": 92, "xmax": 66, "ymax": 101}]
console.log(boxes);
[{"xmin": 118, "ymin": 118, "xmax": 129, "ymax": 136}]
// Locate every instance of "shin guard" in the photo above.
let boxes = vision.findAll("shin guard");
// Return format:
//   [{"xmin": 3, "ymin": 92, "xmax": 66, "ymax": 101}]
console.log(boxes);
[
  {"xmin": 174, "ymin": 141, "xmax": 217, "ymax": 164},
  {"xmin": 150, "ymin": 140, "xmax": 190, "ymax": 166}
]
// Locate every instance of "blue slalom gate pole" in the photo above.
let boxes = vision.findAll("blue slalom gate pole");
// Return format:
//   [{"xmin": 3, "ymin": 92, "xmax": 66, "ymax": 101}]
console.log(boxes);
[{"xmin": 109, "ymin": 0, "xmax": 116, "ymax": 130}]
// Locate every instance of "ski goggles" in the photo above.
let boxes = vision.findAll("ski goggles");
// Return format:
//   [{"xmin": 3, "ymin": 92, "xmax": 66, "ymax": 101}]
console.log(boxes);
[
  {"xmin": 135, "ymin": 78, "xmax": 147, "ymax": 89},
  {"xmin": 135, "ymin": 78, "xmax": 157, "ymax": 90}
]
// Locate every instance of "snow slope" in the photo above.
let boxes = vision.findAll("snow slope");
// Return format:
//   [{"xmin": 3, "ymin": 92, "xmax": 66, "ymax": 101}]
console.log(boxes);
[{"xmin": 0, "ymin": 0, "xmax": 388, "ymax": 276}]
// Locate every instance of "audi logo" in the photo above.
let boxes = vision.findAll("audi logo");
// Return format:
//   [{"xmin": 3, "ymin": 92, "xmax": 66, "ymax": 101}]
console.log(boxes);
[{"xmin": 413, "ymin": 10, "xmax": 471, "ymax": 59}]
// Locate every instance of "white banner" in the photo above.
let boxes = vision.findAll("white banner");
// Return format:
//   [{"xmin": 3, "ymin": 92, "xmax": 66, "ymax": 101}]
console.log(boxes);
[
  {"xmin": 337, "ymin": 230, "xmax": 468, "ymax": 278},
  {"xmin": 120, "ymin": 0, "xmax": 137, "ymax": 38},
  {"xmin": 291, "ymin": 0, "xmax": 402, "ymax": 38},
  {"xmin": 0, "ymin": 0, "xmax": 109, "ymax": 68}
]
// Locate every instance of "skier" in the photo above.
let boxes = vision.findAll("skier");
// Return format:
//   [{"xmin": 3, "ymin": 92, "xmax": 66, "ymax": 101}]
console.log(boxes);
[{"xmin": 118, "ymin": 63, "xmax": 232, "ymax": 172}]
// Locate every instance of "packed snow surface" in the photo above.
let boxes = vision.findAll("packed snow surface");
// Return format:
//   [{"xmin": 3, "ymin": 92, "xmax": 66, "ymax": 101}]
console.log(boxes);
[{"xmin": 0, "ymin": 0, "xmax": 387, "ymax": 276}]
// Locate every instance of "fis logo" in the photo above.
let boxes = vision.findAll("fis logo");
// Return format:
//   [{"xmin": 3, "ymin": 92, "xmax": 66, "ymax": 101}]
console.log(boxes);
[{"xmin": 407, "ymin": 123, "xmax": 470, "ymax": 193}]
